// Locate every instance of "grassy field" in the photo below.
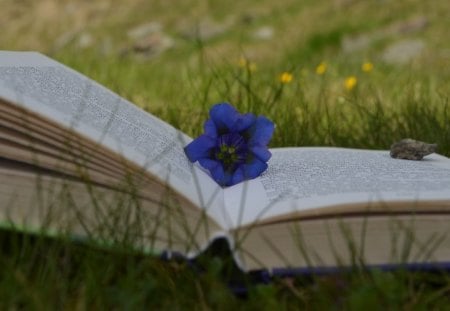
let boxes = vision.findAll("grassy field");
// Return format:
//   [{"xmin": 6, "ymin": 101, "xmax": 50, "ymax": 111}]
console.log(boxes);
[{"xmin": 1, "ymin": 0, "xmax": 450, "ymax": 308}]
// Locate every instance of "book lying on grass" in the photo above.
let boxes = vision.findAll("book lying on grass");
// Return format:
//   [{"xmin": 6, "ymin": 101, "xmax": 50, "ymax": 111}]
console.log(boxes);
[{"xmin": 1, "ymin": 51, "xmax": 450, "ymax": 273}]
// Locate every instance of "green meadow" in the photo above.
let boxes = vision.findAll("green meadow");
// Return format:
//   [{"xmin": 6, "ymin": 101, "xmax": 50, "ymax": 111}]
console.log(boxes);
[{"xmin": 1, "ymin": 0, "xmax": 450, "ymax": 308}]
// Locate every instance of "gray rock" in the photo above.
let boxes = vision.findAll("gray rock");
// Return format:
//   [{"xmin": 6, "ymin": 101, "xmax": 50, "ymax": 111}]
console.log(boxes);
[
  {"xmin": 127, "ymin": 22, "xmax": 162, "ymax": 40},
  {"xmin": 123, "ymin": 21, "xmax": 174, "ymax": 58},
  {"xmin": 390, "ymin": 138, "xmax": 437, "ymax": 160},
  {"xmin": 341, "ymin": 16, "xmax": 428, "ymax": 54},
  {"xmin": 386, "ymin": 16, "xmax": 428, "ymax": 35},
  {"xmin": 77, "ymin": 32, "xmax": 93, "ymax": 49},
  {"xmin": 381, "ymin": 39, "xmax": 425, "ymax": 64},
  {"xmin": 252, "ymin": 26, "xmax": 274, "ymax": 40},
  {"xmin": 131, "ymin": 33, "xmax": 174, "ymax": 57},
  {"xmin": 181, "ymin": 18, "xmax": 232, "ymax": 41}
]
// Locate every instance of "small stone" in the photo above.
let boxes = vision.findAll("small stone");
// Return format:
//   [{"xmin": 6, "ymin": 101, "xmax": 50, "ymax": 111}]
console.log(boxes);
[
  {"xmin": 388, "ymin": 16, "xmax": 428, "ymax": 35},
  {"xmin": 252, "ymin": 26, "xmax": 274, "ymax": 40},
  {"xmin": 180, "ymin": 18, "xmax": 232, "ymax": 41},
  {"xmin": 132, "ymin": 33, "xmax": 174, "ymax": 57},
  {"xmin": 77, "ymin": 32, "xmax": 93, "ymax": 49},
  {"xmin": 390, "ymin": 138, "xmax": 437, "ymax": 160},
  {"xmin": 127, "ymin": 22, "xmax": 162, "ymax": 40},
  {"xmin": 381, "ymin": 39, "xmax": 425, "ymax": 65}
]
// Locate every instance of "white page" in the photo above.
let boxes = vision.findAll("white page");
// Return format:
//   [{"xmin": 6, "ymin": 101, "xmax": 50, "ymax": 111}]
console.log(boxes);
[
  {"xmin": 224, "ymin": 147, "xmax": 450, "ymax": 228},
  {"xmin": 0, "ymin": 51, "xmax": 228, "ymax": 229}
]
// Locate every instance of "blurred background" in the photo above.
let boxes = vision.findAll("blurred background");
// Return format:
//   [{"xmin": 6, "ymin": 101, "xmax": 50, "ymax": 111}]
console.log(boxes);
[
  {"xmin": 2, "ymin": 0, "xmax": 448, "ymax": 68},
  {"xmin": 1, "ymin": 0, "xmax": 449, "ymax": 140}
]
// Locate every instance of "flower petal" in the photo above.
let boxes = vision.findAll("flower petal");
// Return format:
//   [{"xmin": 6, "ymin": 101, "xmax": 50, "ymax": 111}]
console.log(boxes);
[
  {"xmin": 234, "ymin": 113, "xmax": 256, "ymax": 132},
  {"xmin": 184, "ymin": 135, "xmax": 216, "ymax": 162},
  {"xmin": 222, "ymin": 172, "xmax": 233, "ymax": 187},
  {"xmin": 230, "ymin": 166, "xmax": 245, "ymax": 186},
  {"xmin": 248, "ymin": 116, "xmax": 275, "ymax": 146},
  {"xmin": 203, "ymin": 119, "xmax": 218, "ymax": 138},
  {"xmin": 198, "ymin": 159, "xmax": 229, "ymax": 187},
  {"xmin": 209, "ymin": 103, "xmax": 239, "ymax": 133},
  {"xmin": 250, "ymin": 145, "xmax": 272, "ymax": 162},
  {"xmin": 198, "ymin": 158, "xmax": 221, "ymax": 171},
  {"xmin": 243, "ymin": 158, "xmax": 268, "ymax": 179}
]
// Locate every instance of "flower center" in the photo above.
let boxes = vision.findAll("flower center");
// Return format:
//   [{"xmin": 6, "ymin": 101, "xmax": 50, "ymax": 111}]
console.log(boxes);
[{"xmin": 215, "ymin": 133, "xmax": 247, "ymax": 170}]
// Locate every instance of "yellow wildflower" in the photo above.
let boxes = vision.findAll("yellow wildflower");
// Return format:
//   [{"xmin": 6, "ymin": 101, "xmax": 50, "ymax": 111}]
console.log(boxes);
[
  {"xmin": 362, "ymin": 61, "xmax": 374, "ymax": 73},
  {"xmin": 344, "ymin": 76, "xmax": 357, "ymax": 91},
  {"xmin": 315, "ymin": 62, "xmax": 327, "ymax": 75},
  {"xmin": 238, "ymin": 57, "xmax": 257, "ymax": 71},
  {"xmin": 279, "ymin": 72, "xmax": 293, "ymax": 84},
  {"xmin": 248, "ymin": 62, "xmax": 257, "ymax": 72}
]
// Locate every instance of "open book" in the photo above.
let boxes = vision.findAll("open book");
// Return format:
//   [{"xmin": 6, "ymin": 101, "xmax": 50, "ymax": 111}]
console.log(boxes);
[{"xmin": 1, "ymin": 51, "xmax": 450, "ymax": 273}]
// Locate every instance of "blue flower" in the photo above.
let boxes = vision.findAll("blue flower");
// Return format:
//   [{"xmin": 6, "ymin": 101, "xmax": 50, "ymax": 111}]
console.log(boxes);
[{"xmin": 184, "ymin": 103, "xmax": 274, "ymax": 187}]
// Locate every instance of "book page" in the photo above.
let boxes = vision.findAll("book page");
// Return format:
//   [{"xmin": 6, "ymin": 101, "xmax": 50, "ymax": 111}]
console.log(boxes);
[
  {"xmin": 0, "ymin": 51, "xmax": 226, "ymax": 228},
  {"xmin": 224, "ymin": 147, "xmax": 450, "ymax": 228}
]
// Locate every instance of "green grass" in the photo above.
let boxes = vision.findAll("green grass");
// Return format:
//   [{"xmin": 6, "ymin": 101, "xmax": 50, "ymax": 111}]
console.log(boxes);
[
  {"xmin": 2, "ymin": 0, "xmax": 450, "ymax": 308},
  {"xmin": 1, "ymin": 228, "xmax": 450, "ymax": 309}
]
